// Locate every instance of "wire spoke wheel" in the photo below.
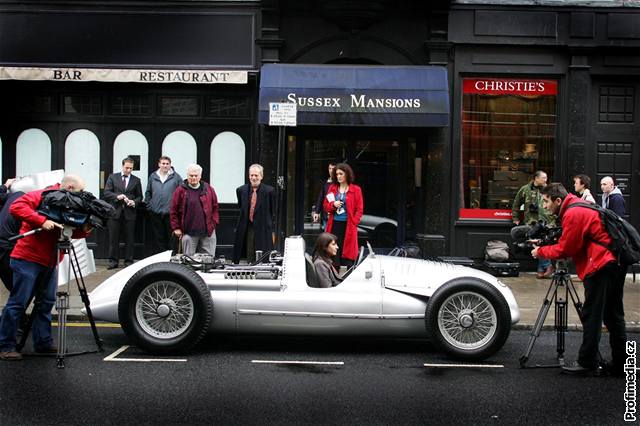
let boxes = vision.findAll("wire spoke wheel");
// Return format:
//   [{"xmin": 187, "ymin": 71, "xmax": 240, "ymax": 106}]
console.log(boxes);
[
  {"xmin": 135, "ymin": 281, "xmax": 195, "ymax": 339},
  {"xmin": 437, "ymin": 291, "xmax": 497, "ymax": 350}
]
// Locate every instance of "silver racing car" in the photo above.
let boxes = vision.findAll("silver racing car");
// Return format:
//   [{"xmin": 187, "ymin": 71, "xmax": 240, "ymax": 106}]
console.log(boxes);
[{"xmin": 87, "ymin": 236, "xmax": 520, "ymax": 360}]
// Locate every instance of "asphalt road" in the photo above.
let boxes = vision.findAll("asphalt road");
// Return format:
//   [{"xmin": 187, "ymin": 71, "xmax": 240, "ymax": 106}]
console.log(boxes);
[{"xmin": 0, "ymin": 326, "xmax": 637, "ymax": 426}]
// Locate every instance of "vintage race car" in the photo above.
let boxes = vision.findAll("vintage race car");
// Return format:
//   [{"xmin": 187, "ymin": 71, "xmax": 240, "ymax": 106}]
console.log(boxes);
[{"xmin": 87, "ymin": 236, "xmax": 520, "ymax": 360}]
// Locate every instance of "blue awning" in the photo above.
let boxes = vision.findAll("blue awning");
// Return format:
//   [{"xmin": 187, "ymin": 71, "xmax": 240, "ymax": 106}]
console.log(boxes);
[{"xmin": 258, "ymin": 64, "xmax": 450, "ymax": 127}]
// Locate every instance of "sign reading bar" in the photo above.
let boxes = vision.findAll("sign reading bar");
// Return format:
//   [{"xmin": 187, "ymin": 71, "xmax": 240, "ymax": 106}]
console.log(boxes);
[
  {"xmin": 268, "ymin": 102, "xmax": 297, "ymax": 127},
  {"xmin": 463, "ymin": 78, "xmax": 557, "ymax": 96},
  {"xmin": 0, "ymin": 66, "xmax": 248, "ymax": 84}
]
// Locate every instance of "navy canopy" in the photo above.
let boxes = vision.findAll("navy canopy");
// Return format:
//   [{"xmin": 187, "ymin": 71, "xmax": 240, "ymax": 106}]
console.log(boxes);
[{"xmin": 258, "ymin": 64, "xmax": 450, "ymax": 127}]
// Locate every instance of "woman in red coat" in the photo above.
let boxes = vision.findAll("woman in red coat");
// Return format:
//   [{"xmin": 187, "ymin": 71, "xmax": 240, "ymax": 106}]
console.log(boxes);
[{"xmin": 322, "ymin": 163, "xmax": 364, "ymax": 268}]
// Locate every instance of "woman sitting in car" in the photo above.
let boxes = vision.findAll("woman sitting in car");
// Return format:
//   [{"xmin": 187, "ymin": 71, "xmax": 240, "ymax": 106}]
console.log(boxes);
[{"xmin": 312, "ymin": 232, "xmax": 343, "ymax": 288}]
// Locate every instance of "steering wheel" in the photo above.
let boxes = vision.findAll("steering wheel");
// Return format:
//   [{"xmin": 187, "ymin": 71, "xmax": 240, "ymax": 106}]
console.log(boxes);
[{"xmin": 355, "ymin": 246, "xmax": 365, "ymax": 267}]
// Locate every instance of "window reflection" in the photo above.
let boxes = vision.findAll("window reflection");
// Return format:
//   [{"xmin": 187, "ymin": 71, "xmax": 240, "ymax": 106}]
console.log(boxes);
[
  {"xmin": 16, "ymin": 128, "xmax": 51, "ymax": 176},
  {"xmin": 210, "ymin": 131, "xmax": 245, "ymax": 203}
]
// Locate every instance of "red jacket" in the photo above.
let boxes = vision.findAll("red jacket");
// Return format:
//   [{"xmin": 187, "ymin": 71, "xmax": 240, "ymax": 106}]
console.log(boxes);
[
  {"xmin": 10, "ymin": 184, "xmax": 89, "ymax": 267},
  {"xmin": 537, "ymin": 194, "xmax": 616, "ymax": 281},
  {"xmin": 170, "ymin": 180, "xmax": 219, "ymax": 237},
  {"xmin": 323, "ymin": 183, "xmax": 364, "ymax": 260}
]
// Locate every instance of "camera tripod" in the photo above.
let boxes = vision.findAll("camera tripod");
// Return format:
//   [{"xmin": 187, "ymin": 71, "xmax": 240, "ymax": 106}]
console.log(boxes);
[
  {"xmin": 519, "ymin": 260, "xmax": 584, "ymax": 368},
  {"xmin": 16, "ymin": 227, "xmax": 103, "ymax": 368}
]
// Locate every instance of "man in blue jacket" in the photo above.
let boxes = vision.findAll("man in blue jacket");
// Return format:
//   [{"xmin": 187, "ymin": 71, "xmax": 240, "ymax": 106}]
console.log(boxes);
[
  {"xmin": 145, "ymin": 156, "xmax": 182, "ymax": 253},
  {"xmin": 600, "ymin": 176, "xmax": 626, "ymax": 217}
]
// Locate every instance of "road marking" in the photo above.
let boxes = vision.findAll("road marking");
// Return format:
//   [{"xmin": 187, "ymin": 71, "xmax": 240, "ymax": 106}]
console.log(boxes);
[
  {"xmin": 423, "ymin": 363, "xmax": 504, "ymax": 368},
  {"xmin": 52, "ymin": 322, "xmax": 121, "ymax": 328},
  {"xmin": 252, "ymin": 360, "xmax": 344, "ymax": 366},
  {"xmin": 103, "ymin": 345, "xmax": 187, "ymax": 363}
]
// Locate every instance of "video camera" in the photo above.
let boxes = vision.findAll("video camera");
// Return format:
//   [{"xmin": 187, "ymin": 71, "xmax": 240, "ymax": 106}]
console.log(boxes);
[
  {"xmin": 511, "ymin": 221, "xmax": 562, "ymax": 252},
  {"xmin": 37, "ymin": 189, "xmax": 116, "ymax": 230}
]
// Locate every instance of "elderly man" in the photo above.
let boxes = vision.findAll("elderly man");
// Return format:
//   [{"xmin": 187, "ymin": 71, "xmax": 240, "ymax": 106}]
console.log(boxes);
[
  {"xmin": 170, "ymin": 164, "xmax": 219, "ymax": 256},
  {"xmin": 600, "ymin": 176, "xmax": 626, "ymax": 217},
  {"xmin": 233, "ymin": 164, "xmax": 276, "ymax": 264},
  {"xmin": 0, "ymin": 175, "xmax": 90, "ymax": 361},
  {"xmin": 145, "ymin": 156, "xmax": 182, "ymax": 253}
]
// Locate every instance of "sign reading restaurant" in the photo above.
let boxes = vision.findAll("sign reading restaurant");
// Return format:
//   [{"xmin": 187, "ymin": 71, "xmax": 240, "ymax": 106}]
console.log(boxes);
[{"xmin": 0, "ymin": 66, "xmax": 248, "ymax": 84}]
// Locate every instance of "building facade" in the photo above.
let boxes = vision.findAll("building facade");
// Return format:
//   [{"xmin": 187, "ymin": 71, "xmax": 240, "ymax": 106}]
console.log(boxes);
[{"xmin": 1, "ymin": 0, "xmax": 638, "ymax": 262}]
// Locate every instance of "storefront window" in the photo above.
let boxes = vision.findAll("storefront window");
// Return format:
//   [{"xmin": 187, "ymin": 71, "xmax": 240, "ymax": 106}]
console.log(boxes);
[{"xmin": 460, "ymin": 78, "xmax": 557, "ymax": 220}]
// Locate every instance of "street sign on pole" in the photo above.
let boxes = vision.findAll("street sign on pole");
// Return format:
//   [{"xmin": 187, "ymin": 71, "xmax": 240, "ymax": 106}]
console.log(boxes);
[{"xmin": 269, "ymin": 102, "xmax": 297, "ymax": 127}]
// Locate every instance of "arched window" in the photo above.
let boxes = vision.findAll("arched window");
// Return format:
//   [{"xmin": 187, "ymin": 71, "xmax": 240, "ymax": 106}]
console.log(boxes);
[
  {"xmin": 210, "ymin": 131, "xmax": 245, "ymax": 203},
  {"xmin": 162, "ymin": 131, "xmax": 197, "ymax": 179},
  {"xmin": 113, "ymin": 130, "xmax": 149, "ymax": 191},
  {"xmin": 65, "ymin": 129, "xmax": 100, "ymax": 196},
  {"xmin": 16, "ymin": 128, "xmax": 51, "ymax": 176}
]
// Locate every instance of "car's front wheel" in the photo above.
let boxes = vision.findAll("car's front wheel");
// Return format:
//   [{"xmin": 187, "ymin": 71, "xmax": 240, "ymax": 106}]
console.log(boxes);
[
  {"xmin": 425, "ymin": 278, "xmax": 511, "ymax": 361},
  {"xmin": 118, "ymin": 262, "xmax": 213, "ymax": 354}
]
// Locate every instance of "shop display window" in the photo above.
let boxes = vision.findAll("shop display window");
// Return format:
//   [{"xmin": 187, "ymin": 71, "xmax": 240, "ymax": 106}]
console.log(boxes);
[{"xmin": 460, "ymin": 77, "xmax": 557, "ymax": 220}]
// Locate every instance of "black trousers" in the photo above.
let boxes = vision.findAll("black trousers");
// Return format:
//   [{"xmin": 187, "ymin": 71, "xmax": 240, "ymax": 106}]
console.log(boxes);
[
  {"xmin": 331, "ymin": 220, "xmax": 353, "ymax": 269},
  {"xmin": 107, "ymin": 216, "xmax": 135, "ymax": 264},
  {"xmin": 578, "ymin": 262, "xmax": 627, "ymax": 369},
  {"xmin": 149, "ymin": 212, "xmax": 173, "ymax": 254}
]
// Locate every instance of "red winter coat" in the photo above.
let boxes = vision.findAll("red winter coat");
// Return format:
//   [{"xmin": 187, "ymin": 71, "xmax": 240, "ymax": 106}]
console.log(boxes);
[
  {"xmin": 537, "ymin": 194, "xmax": 616, "ymax": 281},
  {"xmin": 170, "ymin": 180, "xmax": 219, "ymax": 237},
  {"xmin": 10, "ymin": 184, "xmax": 89, "ymax": 267},
  {"xmin": 323, "ymin": 183, "xmax": 364, "ymax": 260}
]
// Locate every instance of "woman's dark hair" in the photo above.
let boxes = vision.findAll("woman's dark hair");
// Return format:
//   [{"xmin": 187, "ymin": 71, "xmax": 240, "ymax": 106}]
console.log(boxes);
[
  {"xmin": 573, "ymin": 174, "xmax": 591, "ymax": 189},
  {"xmin": 331, "ymin": 163, "xmax": 355, "ymax": 184},
  {"xmin": 313, "ymin": 232, "xmax": 338, "ymax": 260}
]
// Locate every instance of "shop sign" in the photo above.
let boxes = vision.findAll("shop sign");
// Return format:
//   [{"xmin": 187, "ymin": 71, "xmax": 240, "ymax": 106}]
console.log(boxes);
[
  {"xmin": 0, "ymin": 66, "xmax": 248, "ymax": 84},
  {"xmin": 268, "ymin": 102, "xmax": 297, "ymax": 127},
  {"xmin": 459, "ymin": 209, "xmax": 513, "ymax": 220},
  {"xmin": 463, "ymin": 78, "xmax": 557, "ymax": 96}
]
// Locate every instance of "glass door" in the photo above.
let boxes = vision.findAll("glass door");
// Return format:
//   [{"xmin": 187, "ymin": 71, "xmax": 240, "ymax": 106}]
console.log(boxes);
[{"xmin": 299, "ymin": 130, "xmax": 402, "ymax": 252}]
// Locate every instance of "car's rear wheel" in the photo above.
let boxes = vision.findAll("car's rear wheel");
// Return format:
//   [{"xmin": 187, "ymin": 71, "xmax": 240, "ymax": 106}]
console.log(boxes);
[
  {"xmin": 118, "ymin": 262, "xmax": 212, "ymax": 354},
  {"xmin": 425, "ymin": 278, "xmax": 511, "ymax": 361}
]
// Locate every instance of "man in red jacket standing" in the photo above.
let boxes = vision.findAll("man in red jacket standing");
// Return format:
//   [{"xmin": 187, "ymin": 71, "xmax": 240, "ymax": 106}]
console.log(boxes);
[
  {"xmin": 531, "ymin": 183, "xmax": 627, "ymax": 376},
  {"xmin": 0, "ymin": 175, "xmax": 89, "ymax": 361}
]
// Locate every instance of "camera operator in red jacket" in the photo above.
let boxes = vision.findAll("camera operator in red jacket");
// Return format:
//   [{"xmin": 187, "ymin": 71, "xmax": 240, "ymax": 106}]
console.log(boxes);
[
  {"xmin": 0, "ymin": 175, "xmax": 90, "ymax": 361},
  {"xmin": 531, "ymin": 183, "xmax": 627, "ymax": 376}
]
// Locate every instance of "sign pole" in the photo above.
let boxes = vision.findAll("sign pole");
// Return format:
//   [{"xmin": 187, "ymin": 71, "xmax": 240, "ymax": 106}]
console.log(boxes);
[{"xmin": 275, "ymin": 125, "xmax": 286, "ymax": 251}]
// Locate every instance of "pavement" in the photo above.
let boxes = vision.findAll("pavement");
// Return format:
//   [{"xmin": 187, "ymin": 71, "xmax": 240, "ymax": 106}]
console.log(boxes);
[{"xmin": 1, "ymin": 262, "xmax": 639, "ymax": 331}]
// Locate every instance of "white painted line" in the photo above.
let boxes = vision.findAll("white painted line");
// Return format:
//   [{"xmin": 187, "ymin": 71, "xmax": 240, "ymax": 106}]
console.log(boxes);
[
  {"xmin": 103, "ymin": 345, "xmax": 187, "ymax": 363},
  {"xmin": 252, "ymin": 360, "xmax": 344, "ymax": 366},
  {"xmin": 423, "ymin": 363, "xmax": 504, "ymax": 368}
]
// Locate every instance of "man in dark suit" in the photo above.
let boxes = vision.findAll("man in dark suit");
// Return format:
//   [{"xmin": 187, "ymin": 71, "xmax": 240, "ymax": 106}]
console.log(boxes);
[
  {"xmin": 233, "ymin": 164, "xmax": 276, "ymax": 264},
  {"xmin": 103, "ymin": 157, "xmax": 142, "ymax": 269}
]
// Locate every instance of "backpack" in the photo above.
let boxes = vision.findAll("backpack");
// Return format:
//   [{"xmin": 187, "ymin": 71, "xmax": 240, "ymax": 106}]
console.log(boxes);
[
  {"xmin": 485, "ymin": 240, "xmax": 510, "ymax": 262},
  {"xmin": 566, "ymin": 202, "xmax": 640, "ymax": 266}
]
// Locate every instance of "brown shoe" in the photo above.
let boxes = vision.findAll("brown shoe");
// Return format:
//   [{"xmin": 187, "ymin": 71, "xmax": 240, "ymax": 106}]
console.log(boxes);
[
  {"xmin": 0, "ymin": 350, "xmax": 23, "ymax": 361},
  {"xmin": 536, "ymin": 271, "xmax": 545, "ymax": 279},
  {"xmin": 543, "ymin": 265, "xmax": 555, "ymax": 278}
]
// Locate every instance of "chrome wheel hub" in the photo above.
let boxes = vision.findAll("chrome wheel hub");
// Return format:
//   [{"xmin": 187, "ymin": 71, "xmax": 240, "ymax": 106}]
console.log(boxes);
[
  {"xmin": 437, "ymin": 291, "xmax": 498, "ymax": 350},
  {"xmin": 135, "ymin": 281, "xmax": 195, "ymax": 339}
]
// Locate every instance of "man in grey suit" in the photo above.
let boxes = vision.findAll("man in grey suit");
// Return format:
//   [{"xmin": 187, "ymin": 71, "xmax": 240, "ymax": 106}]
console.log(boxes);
[{"xmin": 103, "ymin": 157, "xmax": 142, "ymax": 269}]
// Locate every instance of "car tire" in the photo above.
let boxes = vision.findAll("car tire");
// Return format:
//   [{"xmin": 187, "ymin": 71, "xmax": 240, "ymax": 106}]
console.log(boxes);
[
  {"xmin": 118, "ymin": 262, "xmax": 213, "ymax": 354},
  {"xmin": 425, "ymin": 278, "xmax": 511, "ymax": 361}
]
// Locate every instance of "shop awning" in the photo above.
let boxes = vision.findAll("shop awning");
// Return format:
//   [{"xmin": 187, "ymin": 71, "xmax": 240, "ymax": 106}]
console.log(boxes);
[{"xmin": 258, "ymin": 64, "xmax": 449, "ymax": 127}]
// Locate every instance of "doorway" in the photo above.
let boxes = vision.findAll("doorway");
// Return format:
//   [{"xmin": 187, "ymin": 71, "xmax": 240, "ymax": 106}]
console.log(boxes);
[{"xmin": 292, "ymin": 127, "xmax": 424, "ymax": 252}]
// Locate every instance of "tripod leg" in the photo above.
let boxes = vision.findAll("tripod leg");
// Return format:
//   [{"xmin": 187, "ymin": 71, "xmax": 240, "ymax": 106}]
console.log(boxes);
[
  {"xmin": 554, "ymin": 283, "xmax": 568, "ymax": 366},
  {"xmin": 55, "ymin": 290, "xmax": 68, "ymax": 369},
  {"xmin": 519, "ymin": 279, "xmax": 557, "ymax": 367},
  {"xmin": 69, "ymin": 245, "xmax": 103, "ymax": 351}
]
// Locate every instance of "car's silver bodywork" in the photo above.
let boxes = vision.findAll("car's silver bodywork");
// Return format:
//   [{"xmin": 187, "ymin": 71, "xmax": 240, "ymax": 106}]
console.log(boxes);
[{"xmin": 88, "ymin": 236, "xmax": 520, "ymax": 358}]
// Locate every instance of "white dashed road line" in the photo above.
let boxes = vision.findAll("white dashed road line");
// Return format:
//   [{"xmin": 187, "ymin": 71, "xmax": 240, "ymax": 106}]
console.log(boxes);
[
  {"xmin": 423, "ymin": 363, "xmax": 504, "ymax": 368},
  {"xmin": 252, "ymin": 360, "xmax": 345, "ymax": 366},
  {"xmin": 103, "ymin": 345, "xmax": 187, "ymax": 363}
]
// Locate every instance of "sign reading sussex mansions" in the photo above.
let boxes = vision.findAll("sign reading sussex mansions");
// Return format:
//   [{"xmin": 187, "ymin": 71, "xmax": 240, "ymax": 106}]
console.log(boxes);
[
  {"xmin": 259, "ymin": 64, "xmax": 450, "ymax": 127},
  {"xmin": 0, "ymin": 66, "xmax": 248, "ymax": 84}
]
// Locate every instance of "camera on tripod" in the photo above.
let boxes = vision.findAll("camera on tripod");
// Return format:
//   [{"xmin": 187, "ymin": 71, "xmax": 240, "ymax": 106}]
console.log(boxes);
[
  {"xmin": 511, "ymin": 221, "xmax": 562, "ymax": 251},
  {"xmin": 37, "ymin": 189, "xmax": 116, "ymax": 237}
]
